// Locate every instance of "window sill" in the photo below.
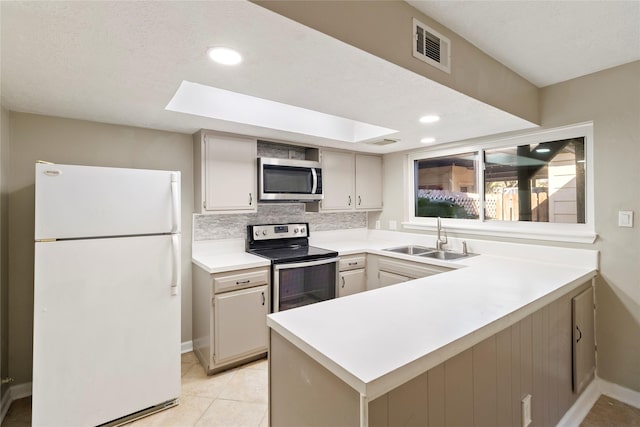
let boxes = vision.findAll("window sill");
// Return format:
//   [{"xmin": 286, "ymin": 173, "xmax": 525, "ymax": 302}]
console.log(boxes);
[{"xmin": 402, "ymin": 221, "xmax": 597, "ymax": 244}]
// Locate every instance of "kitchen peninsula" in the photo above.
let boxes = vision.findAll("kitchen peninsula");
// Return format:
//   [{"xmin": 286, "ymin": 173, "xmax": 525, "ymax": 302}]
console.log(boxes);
[
  {"xmin": 264, "ymin": 230, "xmax": 598, "ymax": 427},
  {"xmin": 192, "ymin": 229, "xmax": 598, "ymax": 427}
]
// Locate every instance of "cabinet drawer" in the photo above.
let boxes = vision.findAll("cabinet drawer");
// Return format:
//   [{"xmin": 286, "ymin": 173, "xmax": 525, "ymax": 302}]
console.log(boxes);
[
  {"xmin": 378, "ymin": 257, "xmax": 449, "ymax": 279},
  {"xmin": 339, "ymin": 254, "xmax": 366, "ymax": 271},
  {"xmin": 213, "ymin": 268, "xmax": 269, "ymax": 294}
]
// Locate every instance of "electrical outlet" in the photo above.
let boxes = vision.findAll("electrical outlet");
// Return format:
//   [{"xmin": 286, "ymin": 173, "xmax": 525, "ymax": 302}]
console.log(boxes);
[
  {"xmin": 375, "ymin": 220, "xmax": 381, "ymax": 230},
  {"xmin": 521, "ymin": 394, "xmax": 532, "ymax": 427},
  {"xmin": 389, "ymin": 220, "xmax": 397, "ymax": 230}
]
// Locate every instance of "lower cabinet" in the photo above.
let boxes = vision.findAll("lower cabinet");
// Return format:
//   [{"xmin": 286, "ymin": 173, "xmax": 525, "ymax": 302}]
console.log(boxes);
[
  {"xmin": 367, "ymin": 254, "xmax": 452, "ymax": 290},
  {"xmin": 338, "ymin": 254, "xmax": 367, "ymax": 298},
  {"xmin": 572, "ymin": 286, "xmax": 595, "ymax": 394},
  {"xmin": 213, "ymin": 285, "xmax": 269, "ymax": 365},
  {"xmin": 339, "ymin": 269, "xmax": 366, "ymax": 297},
  {"xmin": 192, "ymin": 264, "xmax": 270, "ymax": 374},
  {"xmin": 378, "ymin": 270, "xmax": 410, "ymax": 287}
]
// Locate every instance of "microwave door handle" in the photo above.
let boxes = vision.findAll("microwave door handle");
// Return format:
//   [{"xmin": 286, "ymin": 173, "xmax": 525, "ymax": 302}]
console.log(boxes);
[{"xmin": 311, "ymin": 168, "xmax": 318, "ymax": 194}]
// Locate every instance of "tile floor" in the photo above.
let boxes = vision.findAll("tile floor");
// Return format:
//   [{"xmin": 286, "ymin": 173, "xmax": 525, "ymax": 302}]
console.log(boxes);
[
  {"xmin": 2, "ymin": 352, "xmax": 269, "ymax": 427},
  {"xmin": 580, "ymin": 394, "xmax": 640, "ymax": 426},
  {"xmin": 2, "ymin": 356, "xmax": 640, "ymax": 427}
]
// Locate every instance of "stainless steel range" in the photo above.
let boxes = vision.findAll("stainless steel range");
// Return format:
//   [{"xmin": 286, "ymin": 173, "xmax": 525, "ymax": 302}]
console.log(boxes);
[{"xmin": 246, "ymin": 223, "xmax": 338, "ymax": 312}]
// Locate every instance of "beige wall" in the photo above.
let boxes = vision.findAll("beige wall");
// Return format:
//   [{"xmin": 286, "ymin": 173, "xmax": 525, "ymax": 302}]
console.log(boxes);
[
  {"xmin": 5, "ymin": 113, "xmax": 194, "ymax": 385},
  {"xmin": 372, "ymin": 61, "xmax": 640, "ymax": 392},
  {"xmin": 540, "ymin": 61, "xmax": 640, "ymax": 391},
  {"xmin": 0, "ymin": 107, "xmax": 9, "ymax": 398},
  {"xmin": 253, "ymin": 0, "xmax": 539, "ymax": 124}
]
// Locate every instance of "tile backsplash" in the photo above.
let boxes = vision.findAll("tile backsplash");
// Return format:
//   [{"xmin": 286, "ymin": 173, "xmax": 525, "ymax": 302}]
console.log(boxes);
[
  {"xmin": 257, "ymin": 141, "xmax": 306, "ymax": 160},
  {"xmin": 193, "ymin": 203, "xmax": 367, "ymax": 241}
]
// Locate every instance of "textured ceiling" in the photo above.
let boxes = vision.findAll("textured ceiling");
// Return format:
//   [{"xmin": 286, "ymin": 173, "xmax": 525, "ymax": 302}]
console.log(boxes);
[
  {"xmin": 0, "ymin": 1, "xmax": 538, "ymax": 153},
  {"xmin": 4, "ymin": 2, "xmax": 638, "ymax": 152},
  {"xmin": 407, "ymin": 0, "xmax": 640, "ymax": 88}
]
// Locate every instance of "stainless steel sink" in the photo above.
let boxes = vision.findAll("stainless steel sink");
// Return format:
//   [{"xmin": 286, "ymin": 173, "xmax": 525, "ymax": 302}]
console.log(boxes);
[
  {"xmin": 383, "ymin": 245, "xmax": 434, "ymax": 255},
  {"xmin": 418, "ymin": 250, "xmax": 472, "ymax": 260}
]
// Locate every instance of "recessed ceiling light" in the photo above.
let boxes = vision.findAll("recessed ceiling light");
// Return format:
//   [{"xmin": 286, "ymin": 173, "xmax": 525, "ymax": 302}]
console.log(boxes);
[
  {"xmin": 419, "ymin": 115, "xmax": 440, "ymax": 124},
  {"xmin": 207, "ymin": 47, "xmax": 242, "ymax": 65},
  {"xmin": 535, "ymin": 148, "xmax": 551, "ymax": 153},
  {"xmin": 420, "ymin": 137, "xmax": 436, "ymax": 144}
]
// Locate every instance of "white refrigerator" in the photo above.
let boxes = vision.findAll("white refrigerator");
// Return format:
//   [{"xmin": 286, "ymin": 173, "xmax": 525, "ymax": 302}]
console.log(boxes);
[{"xmin": 32, "ymin": 163, "xmax": 181, "ymax": 426}]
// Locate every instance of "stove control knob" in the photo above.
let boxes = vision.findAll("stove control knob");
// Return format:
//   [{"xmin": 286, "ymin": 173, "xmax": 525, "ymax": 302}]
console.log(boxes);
[
  {"xmin": 254, "ymin": 231, "xmax": 260, "ymax": 237},
  {"xmin": 262, "ymin": 230, "xmax": 268, "ymax": 236},
  {"xmin": 293, "ymin": 228, "xmax": 299, "ymax": 233},
  {"xmin": 300, "ymin": 227, "xmax": 306, "ymax": 234}
]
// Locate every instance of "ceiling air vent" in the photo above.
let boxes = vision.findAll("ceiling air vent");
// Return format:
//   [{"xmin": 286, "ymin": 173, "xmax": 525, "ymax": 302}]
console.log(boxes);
[
  {"xmin": 365, "ymin": 138, "xmax": 399, "ymax": 146},
  {"xmin": 413, "ymin": 18, "xmax": 451, "ymax": 74}
]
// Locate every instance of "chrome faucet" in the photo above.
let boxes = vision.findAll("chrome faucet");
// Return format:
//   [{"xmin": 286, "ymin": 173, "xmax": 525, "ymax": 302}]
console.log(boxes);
[{"xmin": 436, "ymin": 217, "xmax": 448, "ymax": 251}]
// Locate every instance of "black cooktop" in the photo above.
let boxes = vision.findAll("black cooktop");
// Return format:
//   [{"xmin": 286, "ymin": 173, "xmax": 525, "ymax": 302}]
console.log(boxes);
[
  {"xmin": 246, "ymin": 223, "xmax": 338, "ymax": 264},
  {"xmin": 250, "ymin": 245, "xmax": 338, "ymax": 264}
]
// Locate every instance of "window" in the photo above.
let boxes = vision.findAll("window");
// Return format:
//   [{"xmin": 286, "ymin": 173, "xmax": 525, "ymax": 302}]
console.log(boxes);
[
  {"xmin": 484, "ymin": 138, "xmax": 585, "ymax": 223},
  {"xmin": 406, "ymin": 123, "xmax": 595, "ymax": 243},
  {"xmin": 414, "ymin": 153, "xmax": 479, "ymax": 219}
]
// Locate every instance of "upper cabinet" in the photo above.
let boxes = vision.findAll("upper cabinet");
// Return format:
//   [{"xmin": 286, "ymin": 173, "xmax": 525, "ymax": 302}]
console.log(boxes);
[
  {"xmin": 355, "ymin": 154, "xmax": 383, "ymax": 209},
  {"xmin": 320, "ymin": 150, "xmax": 355, "ymax": 210},
  {"xmin": 194, "ymin": 131, "xmax": 257, "ymax": 213},
  {"xmin": 320, "ymin": 150, "xmax": 382, "ymax": 211}
]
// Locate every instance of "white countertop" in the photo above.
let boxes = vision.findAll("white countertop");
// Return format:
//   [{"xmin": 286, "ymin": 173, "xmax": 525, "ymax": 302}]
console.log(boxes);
[
  {"xmin": 193, "ymin": 229, "xmax": 598, "ymax": 399},
  {"xmin": 192, "ymin": 239, "xmax": 270, "ymax": 273}
]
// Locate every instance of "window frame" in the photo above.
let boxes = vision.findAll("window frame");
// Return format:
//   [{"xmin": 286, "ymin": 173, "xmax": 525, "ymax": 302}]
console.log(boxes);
[{"xmin": 404, "ymin": 122, "xmax": 596, "ymax": 243}]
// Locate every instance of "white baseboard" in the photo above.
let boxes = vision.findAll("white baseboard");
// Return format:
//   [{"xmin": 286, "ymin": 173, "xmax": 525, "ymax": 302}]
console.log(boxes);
[
  {"xmin": 556, "ymin": 378, "xmax": 601, "ymax": 427},
  {"xmin": 181, "ymin": 340, "xmax": 193, "ymax": 354},
  {"xmin": 0, "ymin": 382, "xmax": 32, "ymax": 425},
  {"xmin": 598, "ymin": 377, "xmax": 640, "ymax": 409},
  {"xmin": 0, "ymin": 389, "xmax": 12, "ymax": 425},
  {"xmin": 557, "ymin": 376, "xmax": 640, "ymax": 427}
]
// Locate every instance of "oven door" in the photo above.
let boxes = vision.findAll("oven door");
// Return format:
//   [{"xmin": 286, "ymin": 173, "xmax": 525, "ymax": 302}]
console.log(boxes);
[{"xmin": 273, "ymin": 257, "xmax": 339, "ymax": 312}]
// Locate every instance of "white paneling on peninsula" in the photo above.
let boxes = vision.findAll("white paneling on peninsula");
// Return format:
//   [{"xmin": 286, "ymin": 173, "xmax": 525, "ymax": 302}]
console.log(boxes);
[{"xmin": 264, "ymin": 229, "xmax": 599, "ymax": 427}]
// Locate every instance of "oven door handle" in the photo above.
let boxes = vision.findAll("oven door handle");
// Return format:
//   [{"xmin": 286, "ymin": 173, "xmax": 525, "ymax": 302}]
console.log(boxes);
[{"xmin": 274, "ymin": 256, "xmax": 340, "ymax": 271}]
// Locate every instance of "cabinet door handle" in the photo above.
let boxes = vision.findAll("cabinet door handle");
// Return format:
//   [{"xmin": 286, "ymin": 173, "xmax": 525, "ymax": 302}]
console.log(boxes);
[
  {"xmin": 348, "ymin": 195, "xmax": 352, "ymax": 206},
  {"xmin": 236, "ymin": 279, "xmax": 250, "ymax": 285},
  {"xmin": 261, "ymin": 292, "xmax": 265, "ymax": 306},
  {"xmin": 348, "ymin": 262, "xmax": 358, "ymax": 266},
  {"xmin": 358, "ymin": 195, "xmax": 362, "ymax": 206},
  {"xmin": 341, "ymin": 276, "xmax": 345, "ymax": 288},
  {"xmin": 249, "ymin": 193, "xmax": 253, "ymax": 206},
  {"xmin": 576, "ymin": 325, "xmax": 582, "ymax": 343}
]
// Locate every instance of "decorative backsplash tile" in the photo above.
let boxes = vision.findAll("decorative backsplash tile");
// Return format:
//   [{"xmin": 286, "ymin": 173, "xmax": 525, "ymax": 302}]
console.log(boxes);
[
  {"xmin": 257, "ymin": 141, "xmax": 306, "ymax": 160},
  {"xmin": 193, "ymin": 203, "xmax": 367, "ymax": 241}
]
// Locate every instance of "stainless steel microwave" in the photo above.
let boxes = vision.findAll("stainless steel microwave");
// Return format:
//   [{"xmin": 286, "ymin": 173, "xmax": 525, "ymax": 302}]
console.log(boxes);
[{"xmin": 258, "ymin": 157, "xmax": 323, "ymax": 201}]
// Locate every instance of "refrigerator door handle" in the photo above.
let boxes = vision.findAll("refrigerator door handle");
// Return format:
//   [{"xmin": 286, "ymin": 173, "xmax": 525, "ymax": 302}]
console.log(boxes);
[
  {"xmin": 170, "ymin": 172, "xmax": 180, "ymax": 233},
  {"xmin": 171, "ymin": 234, "xmax": 181, "ymax": 296}
]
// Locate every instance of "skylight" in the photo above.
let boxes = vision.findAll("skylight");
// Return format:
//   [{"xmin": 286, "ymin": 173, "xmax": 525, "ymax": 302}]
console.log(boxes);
[{"xmin": 165, "ymin": 81, "xmax": 397, "ymax": 143}]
